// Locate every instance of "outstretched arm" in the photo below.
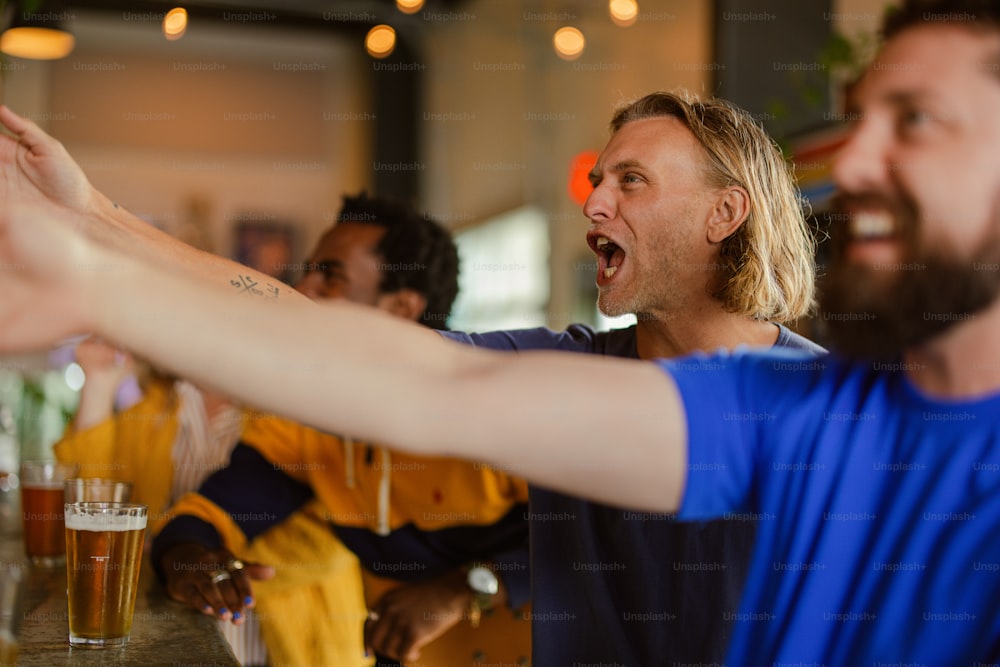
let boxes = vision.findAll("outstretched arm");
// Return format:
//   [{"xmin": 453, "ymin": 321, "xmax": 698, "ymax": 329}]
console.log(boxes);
[
  {"xmin": 0, "ymin": 203, "xmax": 688, "ymax": 513},
  {"xmin": 0, "ymin": 106, "xmax": 306, "ymax": 303}
]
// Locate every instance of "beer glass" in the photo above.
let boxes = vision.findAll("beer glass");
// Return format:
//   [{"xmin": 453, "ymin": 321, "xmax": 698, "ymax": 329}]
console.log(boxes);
[
  {"xmin": 64, "ymin": 502, "xmax": 147, "ymax": 647},
  {"xmin": 64, "ymin": 478, "xmax": 133, "ymax": 504},
  {"xmin": 20, "ymin": 461, "xmax": 77, "ymax": 566}
]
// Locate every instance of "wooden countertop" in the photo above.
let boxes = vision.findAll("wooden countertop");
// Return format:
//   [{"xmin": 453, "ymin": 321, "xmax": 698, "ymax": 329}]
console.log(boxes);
[{"xmin": 1, "ymin": 486, "xmax": 239, "ymax": 666}]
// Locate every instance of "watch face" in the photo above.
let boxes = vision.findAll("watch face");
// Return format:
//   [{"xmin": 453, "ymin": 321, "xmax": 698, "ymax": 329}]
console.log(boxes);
[{"xmin": 468, "ymin": 566, "xmax": 499, "ymax": 595}]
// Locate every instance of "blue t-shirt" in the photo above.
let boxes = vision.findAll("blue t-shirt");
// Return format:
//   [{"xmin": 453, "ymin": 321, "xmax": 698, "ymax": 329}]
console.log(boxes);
[
  {"xmin": 670, "ymin": 350, "xmax": 1000, "ymax": 665},
  {"xmin": 443, "ymin": 323, "xmax": 823, "ymax": 665}
]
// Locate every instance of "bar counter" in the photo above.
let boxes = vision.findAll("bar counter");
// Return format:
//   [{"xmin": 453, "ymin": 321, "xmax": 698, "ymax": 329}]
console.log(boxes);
[{"xmin": 1, "ymin": 499, "xmax": 239, "ymax": 666}]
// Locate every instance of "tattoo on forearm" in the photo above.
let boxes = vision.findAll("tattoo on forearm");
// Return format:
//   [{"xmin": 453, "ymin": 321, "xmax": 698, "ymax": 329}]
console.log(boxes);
[{"xmin": 229, "ymin": 274, "xmax": 281, "ymax": 299}]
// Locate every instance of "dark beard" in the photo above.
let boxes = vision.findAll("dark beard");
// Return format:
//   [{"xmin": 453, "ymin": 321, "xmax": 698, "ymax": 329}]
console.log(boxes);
[
  {"xmin": 819, "ymin": 194, "xmax": 1000, "ymax": 362},
  {"xmin": 820, "ymin": 252, "xmax": 1000, "ymax": 361}
]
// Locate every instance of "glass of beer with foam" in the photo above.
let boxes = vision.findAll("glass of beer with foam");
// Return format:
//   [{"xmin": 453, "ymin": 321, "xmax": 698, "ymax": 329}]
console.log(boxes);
[
  {"xmin": 64, "ymin": 502, "xmax": 147, "ymax": 647},
  {"xmin": 20, "ymin": 461, "xmax": 77, "ymax": 566}
]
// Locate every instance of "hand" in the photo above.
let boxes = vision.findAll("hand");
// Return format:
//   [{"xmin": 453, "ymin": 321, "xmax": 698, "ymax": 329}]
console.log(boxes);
[
  {"xmin": 75, "ymin": 337, "xmax": 135, "ymax": 385},
  {"xmin": 364, "ymin": 570, "xmax": 473, "ymax": 662},
  {"xmin": 0, "ymin": 201, "xmax": 96, "ymax": 352},
  {"xmin": 0, "ymin": 106, "xmax": 94, "ymax": 215},
  {"xmin": 71, "ymin": 337, "xmax": 137, "ymax": 430},
  {"xmin": 161, "ymin": 543, "xmax": 275, "ymax": 624}
]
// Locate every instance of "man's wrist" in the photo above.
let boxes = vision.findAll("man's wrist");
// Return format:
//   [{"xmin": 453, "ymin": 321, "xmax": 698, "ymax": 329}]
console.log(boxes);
[
  {"xmin": 88, "ymin": 188, "xmax": 121, "ymax": 226},
  {"xmin": 463, "ymin": 562, "xmax": 504, "ymax": 627}
]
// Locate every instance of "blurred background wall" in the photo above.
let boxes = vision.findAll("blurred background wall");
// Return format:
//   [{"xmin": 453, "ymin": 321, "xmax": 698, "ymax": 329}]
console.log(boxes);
[{"xmin": 0, "ymin": 0, "xmax": 891, "ymax": 456}]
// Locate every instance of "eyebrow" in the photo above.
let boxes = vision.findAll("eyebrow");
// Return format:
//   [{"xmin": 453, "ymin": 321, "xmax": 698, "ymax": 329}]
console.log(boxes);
[
  {"xmin": 884, "ymin": 90, "xmax": 933, "ymax": 106},
  {"xmin": 845, "ymin": 87, "xmax": 936, "ymax": 116},
  {"xmin": 588, "ymin": 159, "xmax": 644, "ymax": 187}
]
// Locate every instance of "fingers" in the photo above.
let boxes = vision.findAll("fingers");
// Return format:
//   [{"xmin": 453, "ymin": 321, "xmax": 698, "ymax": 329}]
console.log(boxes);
[
  {"xmin": 244, "ymin": 562, "xmax": 276, "ymax": 582},
  {"xmin": 364, "ymin": 608, "xmax": 400, "ymax": 660},
  {"xmin": 363, "ymin": 608, "xmax": 395, "ymax": 659},
  {"xmin": 75, "ymin": 336, "xmax": 119, "ymax": 363},
  {"xmin": 166, "ymin": 569, "xmax": 239, "ymax": 621},
  {"xmin": 362, "ymin": 609, "xmax": 375, "ymax": 657},
  {"xmin": 224, "ymin": 558, "xmax": 259, "ymax": 613},
  {"xmin": 73, "ymin": 337, "xmax": 136, "ymax": 384},
  {"xmin": 192, "ymin": 570, "xmax": 243, "ymax": 622},
  {"xmin": 0, "ymin": 105, "xmax": 46, "ymax": 151},
  {"xmin": 164, "ymin": 551, "xmax": 262, "ymax": 624},
  {"xmin": 364, "ymin": 605, "xmax": 421, "ymax": 662},
  {"xmin": 0, "ymin": 105, "xmax": 31, "ymax": 136}
]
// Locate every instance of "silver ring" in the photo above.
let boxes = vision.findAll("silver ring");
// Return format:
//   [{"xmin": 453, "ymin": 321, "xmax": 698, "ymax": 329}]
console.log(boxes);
[
  {"xmin": 225, "ymin": 558, "xmax": 245, "ymax": 572},
  {"xmin": 209, "ymin": 570, "xmax": 231, "ymax": 584}
]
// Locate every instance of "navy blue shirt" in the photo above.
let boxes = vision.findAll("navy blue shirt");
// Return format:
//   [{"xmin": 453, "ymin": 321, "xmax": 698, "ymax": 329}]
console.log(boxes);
[{"xmin": 443, "ymin": 323, "xmax": 825, "ymax": 666}]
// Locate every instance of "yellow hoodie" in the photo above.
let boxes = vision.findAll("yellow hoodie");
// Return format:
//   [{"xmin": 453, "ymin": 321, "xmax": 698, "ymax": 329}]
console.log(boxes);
[
  {"xmin": 54, "ymin": 379, "xmax": 371, "ymax": 667},
  {"xmin": 158, "ymin": 411, "xmax": 532, "ymax": 666}
]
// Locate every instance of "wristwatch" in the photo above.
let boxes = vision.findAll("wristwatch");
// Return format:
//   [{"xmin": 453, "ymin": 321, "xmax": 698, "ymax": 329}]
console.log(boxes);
[{"xmin": 466, "ymin": 564, "xmax": 499, "ymax": 628}]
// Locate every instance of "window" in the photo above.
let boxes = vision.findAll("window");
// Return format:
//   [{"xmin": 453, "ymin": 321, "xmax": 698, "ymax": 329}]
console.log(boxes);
[{"xmin": 448, "ymin": 206, "xmax": 550, "ymax": 332}]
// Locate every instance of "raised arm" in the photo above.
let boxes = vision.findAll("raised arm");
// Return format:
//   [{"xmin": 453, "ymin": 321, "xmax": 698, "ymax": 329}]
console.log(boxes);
[
  {"xmin": 0, "ymin": 202, "xmax": 688, "ymax": 513},
  {"xmin": 0, "ymin": 106, "xmax": 306, "ymax": 303}
]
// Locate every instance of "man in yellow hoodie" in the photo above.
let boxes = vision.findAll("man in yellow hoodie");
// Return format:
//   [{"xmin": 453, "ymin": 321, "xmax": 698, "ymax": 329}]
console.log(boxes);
[
  {"xmin": 54, "ymin": 191, "xmax": 494, "ymax": 666},
  {"xmin": 149, "ymin": 194, "xmax": 532, "ymax": 666}
]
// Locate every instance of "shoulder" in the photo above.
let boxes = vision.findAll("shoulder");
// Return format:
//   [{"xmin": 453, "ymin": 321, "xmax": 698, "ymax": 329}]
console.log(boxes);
[
  {"xmin": 774, "ymin": 324, "xmax": 827, "ymax": 356},
  {"xmin": 439, "ymin": 323, "xmax": 631, "ymax": 353},
  {"xmin": 656, "ymin": 348, "xmax": 848, "ymax": 406}
]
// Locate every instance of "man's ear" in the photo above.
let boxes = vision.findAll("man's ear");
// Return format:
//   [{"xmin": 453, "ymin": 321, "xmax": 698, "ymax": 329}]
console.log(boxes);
[
  {"xmin": 376, "ymin": 288, "xmax": 429, "ymax": 323},
  {"xmin": 706, "ymin": 186, "xmax": 751, "ymax": 244}
]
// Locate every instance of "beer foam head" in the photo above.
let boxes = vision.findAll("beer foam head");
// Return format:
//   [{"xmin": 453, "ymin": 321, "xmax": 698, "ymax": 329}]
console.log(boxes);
[{"xmin": 64, "ymin": 508, "xmax": 147, "ymax": 532}]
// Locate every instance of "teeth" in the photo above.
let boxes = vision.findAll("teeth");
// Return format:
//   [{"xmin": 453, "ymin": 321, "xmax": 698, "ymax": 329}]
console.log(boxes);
[
  {"xmin": 850, "ymin": 212, "xmax": 894, "ymax": 239},
  {"xmin": 604, "ymin": 266, "xmax": 618, "ymax": 279},
  {"xmin": 595, "ymin": 236, "xmax": 610, "ymax": 248}
]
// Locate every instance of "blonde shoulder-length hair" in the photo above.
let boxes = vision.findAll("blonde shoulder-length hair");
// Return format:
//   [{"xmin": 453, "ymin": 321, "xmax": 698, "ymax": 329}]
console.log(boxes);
[{"xmin": 610, "ymin": 90, "xmax": 816, "ymax": 323}]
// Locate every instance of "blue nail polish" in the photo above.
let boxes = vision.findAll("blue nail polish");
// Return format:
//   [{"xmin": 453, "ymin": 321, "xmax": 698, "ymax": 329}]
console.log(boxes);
[
  {"xmin": 218, "ymin": 607, "xmax": 228, "ymax": 615},
  {"xmin": 233, "ymin": 611, "xmax": 242, "ymax": 621},
  {"xmin": 244, "ymin": 596, "xmax": 253, "ymax": 605}
]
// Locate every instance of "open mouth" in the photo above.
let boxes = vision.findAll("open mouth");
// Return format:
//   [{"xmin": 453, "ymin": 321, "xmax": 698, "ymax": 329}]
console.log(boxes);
[
  {"xmin": 848, "ymin": 210, "xmax": 896, "ymax": 243},
  {"xmin": 591, "ymin": 235, "xmax": 627, "ymax": 282},
  {"xmin": 839, "ymin": 209, "xmax": 907, "ymax": 267}
]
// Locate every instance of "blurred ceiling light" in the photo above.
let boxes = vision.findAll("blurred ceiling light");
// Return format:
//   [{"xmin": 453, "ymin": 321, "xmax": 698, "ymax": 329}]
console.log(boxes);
[
  {"xmin": 366, "ymin": 24, "xmax": 396, "ymax": 59},
  {"xmin": 396, "ymin": 0, "xmax": 424, "ymax": 14},
  {"xmin": 0, "ymin": 1, "xmax": 75, "ymax": 60},
  {"xmin": 553, "ymin": 26, "xmax": 585, "ymax": 61},
  {"xmin": 163, "ymin": 7, "xmax": 188, "ymax": 41},
  {"xmin": 609, "ymin": 0, "xmax": 638, "ymax": 27}
]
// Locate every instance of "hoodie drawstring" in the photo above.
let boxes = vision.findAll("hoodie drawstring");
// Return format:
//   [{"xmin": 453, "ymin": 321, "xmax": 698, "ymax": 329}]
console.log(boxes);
[
  {"xmin": 343, "ymin": 437, "xmax": 356, "ymax": 489},
  {"xmin": 377, "ymin": 448, "xmax": 391, "ymax": 536},
  {"xmin": 343, "ymin": 437, "xmax": 391, "ymax": 536}
]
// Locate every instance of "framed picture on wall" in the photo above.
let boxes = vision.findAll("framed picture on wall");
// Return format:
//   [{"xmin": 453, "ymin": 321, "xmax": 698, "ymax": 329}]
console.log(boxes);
[{"xmin": 232, "ymin": 219, "xmax": 298, "ymax": 288}]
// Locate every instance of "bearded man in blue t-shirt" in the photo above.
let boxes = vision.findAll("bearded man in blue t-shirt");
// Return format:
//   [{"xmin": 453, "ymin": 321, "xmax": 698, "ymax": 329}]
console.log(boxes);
[{"xmin": 4, "ymin": 1, "xmax": 1000, "ymax": 664}]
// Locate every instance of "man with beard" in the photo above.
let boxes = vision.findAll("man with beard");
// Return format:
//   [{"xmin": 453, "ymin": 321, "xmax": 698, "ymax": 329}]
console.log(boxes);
[
  {"xmin": 0, "ymin": 89, "xmax": 821, "ymax": 664},
  {"xmin": 3, "ymin": 0, "xmax": 1000, "ymax": 663}
]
